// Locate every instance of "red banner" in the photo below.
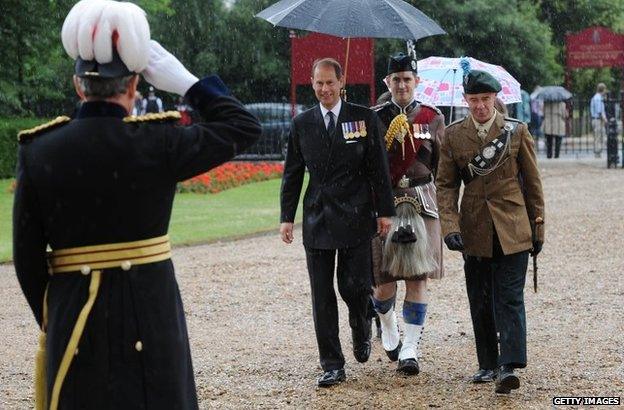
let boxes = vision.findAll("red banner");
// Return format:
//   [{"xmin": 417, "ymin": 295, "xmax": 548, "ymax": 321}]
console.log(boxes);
[
  {"xmin": 566, "ymin": 26, "xmax": 624, "ymax": 69},
  {"xmin": 290, "ymin": 32, "xmax": 375, "ymax": 108}
]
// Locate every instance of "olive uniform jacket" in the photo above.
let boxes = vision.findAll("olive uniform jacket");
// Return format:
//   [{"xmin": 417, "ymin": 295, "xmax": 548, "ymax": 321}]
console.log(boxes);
[
  {"xmin": 13, "ymin": 76, "xmax": 261, "ymax": 409},
  {"xmin": 436, "ymin": 112, "xmax": 545, "ymax": 258},
  {"xmin": 280, "ymin": 102, "xmax": 395, "ymax": 249}
]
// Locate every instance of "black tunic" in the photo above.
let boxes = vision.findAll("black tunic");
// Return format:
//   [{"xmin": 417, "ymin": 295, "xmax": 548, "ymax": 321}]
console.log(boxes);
[{"xmin": 12, "ymin": 76, "xmax": 261, "ymax": 409}]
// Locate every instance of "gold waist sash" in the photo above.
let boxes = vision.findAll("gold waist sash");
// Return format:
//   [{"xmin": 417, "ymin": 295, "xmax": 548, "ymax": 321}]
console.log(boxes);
[
  {"xmin": 38, "ymin": 234, "xmax": 171, "ymax": 410},
  {"xmin": 47, "ymin": 234, "xmax": 171, "ymax": 274}
]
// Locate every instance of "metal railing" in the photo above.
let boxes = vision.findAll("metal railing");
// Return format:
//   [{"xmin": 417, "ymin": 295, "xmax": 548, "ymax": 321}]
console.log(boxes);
[{"xmin": 235, "ymin": 102, "xmax": 305, "ymax": 160}]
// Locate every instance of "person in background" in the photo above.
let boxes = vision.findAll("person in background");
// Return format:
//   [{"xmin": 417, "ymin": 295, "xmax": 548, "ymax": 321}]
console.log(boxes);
[
  {"xmin": 542, "ymin": 100, "xmax": 568, "ymax": 159},
  {"xmin": 530, "ymin": 86, "xmax": 544, "ymax": 141},
  {"xmin": 514, "ymin": 90, "xmax": 531, "ymax": 123},
  {"xmin": 176, "ymin": 96, "xmax": 193, "ymax": 125},
  {"xmin": 142, "ymin": 85, "xmax": 164, "ymax": 114},
  {"xmin": 590, "ymin": 83, "xmax": 608, "ymax": 158},
  {"xmin": 132, "ymin": 91, "xmax": 143, "ymax": 116}
]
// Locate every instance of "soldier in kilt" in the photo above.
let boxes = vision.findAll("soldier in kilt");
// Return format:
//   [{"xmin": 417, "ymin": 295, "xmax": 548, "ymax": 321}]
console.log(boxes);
[{"xmin": 370, "ymin": 53, "xmax": 445, "ymax": 375}]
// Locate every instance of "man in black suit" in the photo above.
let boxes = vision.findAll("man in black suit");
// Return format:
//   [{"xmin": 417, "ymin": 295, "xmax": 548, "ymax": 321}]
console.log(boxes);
[{"xmin": 280, "ymin": 58, "xmax": 395, "ymax": 387}]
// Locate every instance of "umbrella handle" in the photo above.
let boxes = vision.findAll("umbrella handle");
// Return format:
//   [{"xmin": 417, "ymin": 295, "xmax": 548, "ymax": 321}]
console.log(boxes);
[
  {"xmin": 341, "ymin": 37, "xmax": 351, "ymax": 101},
  {"xmin": 449, "ymin": 68, "xmax": 457, "ymax": 125}
]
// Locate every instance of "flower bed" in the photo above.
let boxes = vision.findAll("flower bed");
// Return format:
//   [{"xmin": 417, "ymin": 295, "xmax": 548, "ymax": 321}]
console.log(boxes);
[{"xmin": 177, "ymin": 161, "xmax": 284, "ymax": 194}]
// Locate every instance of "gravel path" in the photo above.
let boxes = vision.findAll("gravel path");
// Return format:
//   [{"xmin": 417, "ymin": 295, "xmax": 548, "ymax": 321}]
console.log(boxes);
[{"xmin": 1, "ymin": 160, "xmax": 623, "ymax": 409}]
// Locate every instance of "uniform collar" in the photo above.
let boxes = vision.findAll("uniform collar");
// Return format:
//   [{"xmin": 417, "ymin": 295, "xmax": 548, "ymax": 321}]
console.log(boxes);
[
  {"xmin": 471, "ymin": 109, "xmax": 498, "ymax": 133},
  {"xmin": 76, "ymin": 101, "xmax": 129, "ymax": 119},
  {"xmin": 391, "ymin": 97, "xmax": 417, "ymax": 113}
]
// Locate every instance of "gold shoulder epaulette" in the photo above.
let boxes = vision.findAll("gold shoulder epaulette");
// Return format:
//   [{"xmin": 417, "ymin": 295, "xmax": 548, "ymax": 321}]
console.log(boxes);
[
  {"xmin": 418, "ymin": 101, "xmax": 442, "ymax": 115},
  {"xmin": 17, "ymin": 116, "xmax": 71, "ymax": 142},
  {"xmin": 123, "ymin": 110, "xmax": 181, "ymax": 124}
]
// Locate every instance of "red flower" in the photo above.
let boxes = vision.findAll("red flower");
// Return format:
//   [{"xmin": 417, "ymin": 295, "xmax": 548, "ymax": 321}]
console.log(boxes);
[{"xmin": 177, "ymin": 162, "xmax": 285, "ymax": 194}]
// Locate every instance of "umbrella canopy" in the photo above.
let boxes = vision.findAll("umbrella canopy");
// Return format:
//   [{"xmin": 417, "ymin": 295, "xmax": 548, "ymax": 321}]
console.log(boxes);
[
  {"xmin": 414, "ymin": 56, "xmax": 522, "ymax": 108},
  {"xmin": 531, "ymin": 85, "xmax": 573, "ymax": 102},
  {"xmin": 256, "ymin": 0, "xmax": 446, "ymax": 40}
]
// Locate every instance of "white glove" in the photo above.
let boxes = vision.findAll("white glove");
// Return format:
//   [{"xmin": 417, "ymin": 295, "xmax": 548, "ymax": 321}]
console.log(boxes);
[{"xmin": 141, "ymin": 40, "xmax": 199, "ymax": 96}]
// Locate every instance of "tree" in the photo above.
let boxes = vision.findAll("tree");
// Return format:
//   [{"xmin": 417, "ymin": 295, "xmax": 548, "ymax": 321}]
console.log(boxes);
[
  {"xmin": 535, "ymin": 0, "xmax": 624, "ymax": 97},
  {"xmin": 398, "ymin": 0, "xmax": 562, "ymax": 91}
]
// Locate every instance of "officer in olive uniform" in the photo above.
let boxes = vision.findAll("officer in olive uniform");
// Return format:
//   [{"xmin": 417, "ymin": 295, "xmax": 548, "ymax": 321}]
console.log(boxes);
[
  {"xmin": 436, "ymin": 60, "xmax": 544, "ymax": 394},
  {"xmin": 13, "ymin": 1, "xmax": 261, "ymax": 408},
  {"xmin": 370, "ymin": 53, "xmax": 445, "ymax": 375},
  {"xmin": 280, "ymin": 58, "xmax": 394, "ymax": 387}
]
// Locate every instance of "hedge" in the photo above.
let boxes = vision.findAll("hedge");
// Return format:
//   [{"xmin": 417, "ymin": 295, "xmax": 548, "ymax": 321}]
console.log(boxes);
[{"xmin": 0, "ymin": 118, "xmax": 49, "ymax": 178}]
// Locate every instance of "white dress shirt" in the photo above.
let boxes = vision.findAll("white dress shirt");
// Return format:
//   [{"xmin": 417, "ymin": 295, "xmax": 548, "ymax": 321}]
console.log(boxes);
[{"xmin": 320, "ymin": 99, "xmax": 342, "ymax": 129}]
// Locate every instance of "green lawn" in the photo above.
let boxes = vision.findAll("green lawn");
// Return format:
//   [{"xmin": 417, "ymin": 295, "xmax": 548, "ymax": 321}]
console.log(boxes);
[
  {"xmin": 1, "ymin": 176, "xmax": 307, "ymax": 263},
  {"xmin": 0, "ymin": 179, "xmax": 13, "ymax": 262}
]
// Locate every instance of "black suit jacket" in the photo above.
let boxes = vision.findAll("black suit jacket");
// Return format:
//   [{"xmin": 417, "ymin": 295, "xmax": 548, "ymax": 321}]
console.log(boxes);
[{"xmin": 280, "ymin": 102, "xmax": 394, "ymax": 249}]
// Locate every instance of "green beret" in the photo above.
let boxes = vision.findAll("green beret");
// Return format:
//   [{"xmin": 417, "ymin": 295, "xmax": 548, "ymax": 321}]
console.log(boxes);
[
  {"xmin": 463, "ymin": 70, "xmax": 501, "ymax": 94},
  {"xmin": 387, "ymin": 52, "xmax": 417, "ymax": 76}
]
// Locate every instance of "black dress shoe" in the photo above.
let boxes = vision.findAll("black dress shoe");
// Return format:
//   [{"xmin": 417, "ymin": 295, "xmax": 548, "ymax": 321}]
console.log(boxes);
[
  {"xmin": 385, "ymin": 341, "xmax": 402, "ymax": 362},
  {"xmin": 472, "ymin": 368, "xmax": 496, "ymax": 383},
  {"xmin": 317, "ymin": 369, "xmax": 346, "ymax": 387},
  {"xmin": 495, "ymin": 365, "xmax": 520, "ymax": 394},
  {"xmin": 353, "ymin": 339, "xmax": 371, "ymax": 363},
  {"xmin": 397, "ymin": 358, "xmax": 419, "ymax": 375}
]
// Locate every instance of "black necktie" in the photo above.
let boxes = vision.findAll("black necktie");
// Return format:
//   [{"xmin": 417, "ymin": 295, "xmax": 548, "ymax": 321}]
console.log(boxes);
[{"xmin": 327, "ymin": 111, "xmax": 336, "ymax": 135}]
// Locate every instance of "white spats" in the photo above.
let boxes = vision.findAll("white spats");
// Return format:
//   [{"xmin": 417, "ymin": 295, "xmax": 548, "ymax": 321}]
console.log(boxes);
[
  {"xmin": 398, "ymin": 323, "xmax": 423, "ymax": 361},
  {"xmin": 377, "ymin": 309, "xmax": 401, "ymax": 352},
  {"xmin": 61, "ymin": 0, "xmax": 150, "ymax": 72}
]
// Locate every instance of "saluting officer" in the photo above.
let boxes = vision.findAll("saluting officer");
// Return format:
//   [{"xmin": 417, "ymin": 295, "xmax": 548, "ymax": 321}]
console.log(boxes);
[
  {"xmin": 280, "ymin": 58, "xmax": 394, "ymax": 387},
  {"xmin": 436, "ymin": 59, "xmax": 544, "ymax": 394},
  {"xmin": 370, "ymin": 52, "xmax": 445, "ymax": 375},
  {"xmin": 12, "ymin": 1, "xmax": 260, "ymax": 409}
]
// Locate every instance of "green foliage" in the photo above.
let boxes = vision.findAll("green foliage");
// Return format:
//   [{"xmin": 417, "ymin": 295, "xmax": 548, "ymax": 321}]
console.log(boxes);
[
  {"xmin": 538, "ymin": 0, "xmax": 624, "ymax": 48},
  {"xmin": 534, "ymin": 0, "xmax": 624, "ymax": 97},
  {"xmin": 0, "ymin": 118, "xmax": 47, "ymax": 178},
  {"xmin": 3, "ymin": 0, "xmax": 624, "ymax": 114},
  {"xmin": 402, "ymin": 0, "xmax": 562, "ymax": 91}
]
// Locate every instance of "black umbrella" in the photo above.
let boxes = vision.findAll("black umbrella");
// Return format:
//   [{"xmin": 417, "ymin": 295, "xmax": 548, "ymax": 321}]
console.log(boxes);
[
  {"xmin": 256, "ymin": 0, "xmax": 445, "ymax": 100},
  {"xmin": 256, "ymin": 0, "xmax": 446, "ymax": 40},
  {"xmin": 531, "ymin": 86, "xmax": 573, "ymax": 102}
]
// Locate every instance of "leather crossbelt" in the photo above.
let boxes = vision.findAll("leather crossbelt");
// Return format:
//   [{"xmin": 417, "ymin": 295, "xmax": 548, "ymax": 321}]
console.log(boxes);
[
  {"xmin": 459, "ymin": 121, "xmax": 518, "ymax": 186},
  {"xmin": 47, "ymin": 234, "xmax": 171, "ymax": 274}
]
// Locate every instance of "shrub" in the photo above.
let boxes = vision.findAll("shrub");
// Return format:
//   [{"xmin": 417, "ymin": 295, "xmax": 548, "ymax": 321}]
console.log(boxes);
[{"xmin": 0, "ymin": 118, "xmax": 49, "ymax": 178}]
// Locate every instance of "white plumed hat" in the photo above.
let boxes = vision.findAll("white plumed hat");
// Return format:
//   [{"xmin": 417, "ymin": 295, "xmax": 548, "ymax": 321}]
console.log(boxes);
[{"xmin": 61, "ymin": 0, "xmax": 150, "ymax": 77}]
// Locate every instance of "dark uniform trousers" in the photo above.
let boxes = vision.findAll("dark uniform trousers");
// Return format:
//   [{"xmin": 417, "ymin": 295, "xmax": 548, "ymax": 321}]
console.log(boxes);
[
  {"xmin": 305, "ymin": 241, "xmax": 372, "ymax": 372},
  {"xmin": 464, "ymin": 234, "xmax": 528, "ymax": 370}
]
